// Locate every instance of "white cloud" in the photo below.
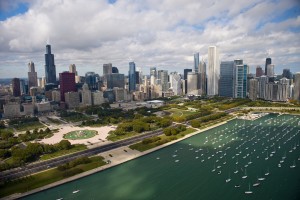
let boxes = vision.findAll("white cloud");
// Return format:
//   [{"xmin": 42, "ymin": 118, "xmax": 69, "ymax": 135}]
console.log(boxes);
[{"xmin": 0, "ymin": 0, "xmax": 300, "ymax": 78}]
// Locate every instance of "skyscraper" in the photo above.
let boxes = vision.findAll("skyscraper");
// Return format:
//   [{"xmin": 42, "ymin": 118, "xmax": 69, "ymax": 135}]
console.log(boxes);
[
  {"xmin": 256, "ymin": 66, "xmax": 263, "ymax": 77},
  {"xmin": 207, "ymin": 46, "xmax": 220, "ymax": 95},
  {"xmin": 183, "ymin": 69, "xmax": 192, "ymax": 94},
  {"xmin": 194, "ymin": 52, "xmax": 199, "ymax": 73},
  {"xmin": 282, "ymin": 69, "xmax": 292, "ymax": 79},
  {"xmin": 150, "ymin": 67, "xmax": 157, "ymax": 78},
  {"xmin": 85, "ymin": 72, "xmax": 97, "ymax": 90},
  {"xmin": 219, "ymin": 61, "xmax": 234, "ymax": 97},
  {"xmin": 11, "ymin": 78, "xmax": 21, "ymax": 97},
  {"xmin": 258, "ymin": 75, "xmax": 269, "ymax": 99},
  {"xmin": 59, "ymin": 72, "xmax": 76, "ymax": 102},
  {"xmin": 129, "ymin": 62, "xmax": 136, "ymax": 92},
  {"xmin": 249, "ymin": 79, "xmax": 258, "ymax": 100},
  {"xmin": 265, "ymin": 58, "xmax": 271, "ymax": 75},
  {"xmin": 157, "ymin": 70, "xmax": 168, "ymax": 92},
  {"xmin": 199, "ymin": 60, "xmax": 207, "ymax": 95},
  {"xmin": 103, "ymin": 63, "xmax": 112, "ymax": 75},
  {"xmin": 293, "ymin": 72, "xmax": 300, "ymax": 101},
  {"xmin": 28, "ymin": 61, "xmax": 38, "ymax": 89},
  {"xmin": 45, "ymin": 44, "xmax": 56, "ymax": 84},
  {"xmin": 112, "ymin": 67, "xmax": 119, "ymax": 73},
  {"xmin": 234, "ymin": 62, "xmax": 248, "ymax": 98},
  {"xmin": 266, "ymin": 64, "xmax": 275, "ymax": 77},
  {"xmin": 187, "ymin": 72, "xmax": 198, "ymax": 95},
  {"xmin": 69, "ymin": 64, "xmax": 77, "ymax": 75}
]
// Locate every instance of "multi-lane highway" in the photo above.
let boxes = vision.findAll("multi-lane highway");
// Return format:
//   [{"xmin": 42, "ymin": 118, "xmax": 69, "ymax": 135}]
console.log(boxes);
[{"xmin": 0, "ymin": 128, "xmax": 164, "ymax": 181}]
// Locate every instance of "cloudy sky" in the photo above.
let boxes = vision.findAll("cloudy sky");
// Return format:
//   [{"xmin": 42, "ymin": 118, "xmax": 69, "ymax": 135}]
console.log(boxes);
[{"xmin": 0, "ymin": 0, "xmax": 299, "ymax": 78}]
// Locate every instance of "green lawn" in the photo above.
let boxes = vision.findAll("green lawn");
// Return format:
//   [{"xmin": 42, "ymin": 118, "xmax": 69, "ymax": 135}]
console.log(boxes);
[
  {"xmin": 14, "ymin": 122, "xmax": 45, "ymax": 132},
  {"xmin": 130, "ymin": 128, "xmax": 197, "ymax": 152},
  {"xmin": 166, "ymin": 108, "xmax": 196, "ymax": 118},
  {"xmin": 0, "ymin": 156, "xmax": 106, "ymax": 198},
  {"xmin": 39, "ymin": 144, "xmax": 87, "ymax": 161},
  {"xmin": 46, "ymin": 117, "xmax": 62, "ymax": 124},
  {"xmin": 107, "ymin": 131, "xmax": 139, "ymax": 142},
  {"xmin": 199, "ymin": 115, "xmax": 234, "ymax": 129},
  {"xmin": 62, "ymin": 115, "xmax": 92, "ymax": 123}
]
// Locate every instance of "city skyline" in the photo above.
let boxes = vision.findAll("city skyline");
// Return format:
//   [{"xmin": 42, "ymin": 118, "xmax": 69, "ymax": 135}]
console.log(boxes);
[{"xmin": 0, "ymin": 0, "xmax": 300, "ymax": 78}]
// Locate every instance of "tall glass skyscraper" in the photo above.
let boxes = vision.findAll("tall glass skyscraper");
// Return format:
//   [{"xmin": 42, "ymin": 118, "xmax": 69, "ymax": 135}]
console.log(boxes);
[
  {"xmin": 129, "ymin": 62, "xmax": 136, "ymax": 92},
  {"xmin": 45, "ymin": 44, "xmax": 56, "ymax": 84},
  {"xmin": 85, "ymin": 72, "xmax": 98, "ymax": 90},
  {"xmin": 265, "ymin": 58, "xmax": 271, "ymax": 75},
  {"xmin": 234, "ymin": 62, "xmax": 248, "ymax": 98},
  {"xmin": 194, "ymin": 52, "xmax": 199, "ymax": 73},
  {"xmin": 207, "ymin": 46, "xmax": 220, "ymax": 95},
  {"xmin": 219, "ymin": 61, "xmax": 234, "ymax": 97}
]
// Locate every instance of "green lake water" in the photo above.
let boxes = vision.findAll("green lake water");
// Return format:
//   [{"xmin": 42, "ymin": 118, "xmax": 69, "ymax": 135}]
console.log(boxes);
[{"xmin": 24, "ymin": 114, "xmax": 300, "ymax": 200}]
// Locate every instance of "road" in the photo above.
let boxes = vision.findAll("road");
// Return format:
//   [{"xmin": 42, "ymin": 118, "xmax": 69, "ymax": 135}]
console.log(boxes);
[{"xmin": 0, "ymin": 128, "xmax": 165, "ymax": 181}]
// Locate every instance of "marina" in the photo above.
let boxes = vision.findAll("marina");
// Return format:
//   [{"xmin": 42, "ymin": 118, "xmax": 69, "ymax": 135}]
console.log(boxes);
[{"xmin": 24, "ymin": 113, "xmax": 300, "ymax": 200}]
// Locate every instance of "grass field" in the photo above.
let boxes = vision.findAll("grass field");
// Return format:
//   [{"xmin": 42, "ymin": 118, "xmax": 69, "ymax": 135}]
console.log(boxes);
[
  {"xmin": 107, "ymin": 131, "xmax": 139, "ymax": 142},
  {"xmin": 14, "ymin": 122, "xmax": 45, "ymax": 132},
  {"xmin": 63, "ymin": 130, "xmax": 97, "ymax": 140},
  {"xmin": 40, "ymin": 144, "xmax": 87, "ymax": 161},
  {"xmin": 0, "ymin": 156, "xmax": 106, "ymax": 198},
  {"xmin": 46, "ymin": 117, "xmax": 62, "ymax": 124},
  {"xmin": 166, "ymin": 108, "xmax": 196, "ymax": 118},
  {"xmin": 130, "ymin": 128, "xmax": 197, "ymax": 152}
]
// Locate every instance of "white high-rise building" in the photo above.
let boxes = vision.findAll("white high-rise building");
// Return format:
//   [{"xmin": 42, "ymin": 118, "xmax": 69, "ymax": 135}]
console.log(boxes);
[
  {"xmin": 187, "ymin": 72, "xmax": 198, "ymax": 95},
  {"xmin": 169, "ymin": 72, "xmax": 182, "ymax": 96},
  {"xmin": 207, "ymin": 46, "xmax": 220, "ymax": 95},
  {"xmin": 266, "ymin": 64, "xmax": 275, "ymax": 77}
]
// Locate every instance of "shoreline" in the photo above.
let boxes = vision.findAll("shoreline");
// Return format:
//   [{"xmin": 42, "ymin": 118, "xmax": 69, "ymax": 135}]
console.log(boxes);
[{"xmin": 4, "ymin": 117, "xmax": 236, "ymax": 200}]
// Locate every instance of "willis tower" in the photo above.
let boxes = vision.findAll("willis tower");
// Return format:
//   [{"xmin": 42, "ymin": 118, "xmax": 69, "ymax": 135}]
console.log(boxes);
[{"xmin": 45, "ymin": 44, "xmax": 56, "ymax": 84}]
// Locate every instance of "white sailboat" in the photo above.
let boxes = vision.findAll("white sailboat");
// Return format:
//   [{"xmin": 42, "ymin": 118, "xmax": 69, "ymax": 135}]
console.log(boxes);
[
  {"xmin": 242, "ymin": 169, "xmax": 247, "ymax": 179},
  {"xmin": 225, "ymin": 173, "xmax": 231, "ymax": 183},
  {"xmin": 290, "ymin": 160, "xmax": 296, "ymax": 168},
  {"xmin": 72, "ymin": 190, "xmax": 80, "ymax": 194},
  {"xmin": 265, "ymin": 168, "xmax": 270, "ymax": 176},
  {"xmin": 245, "ymin": 183, "xmax": 253, "ymax": 194}
]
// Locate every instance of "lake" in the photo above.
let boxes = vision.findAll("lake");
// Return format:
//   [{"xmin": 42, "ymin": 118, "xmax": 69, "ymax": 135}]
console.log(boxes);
[{"xmin": 24, "ymin": 113, "xmax": 300, "ymax": 200}]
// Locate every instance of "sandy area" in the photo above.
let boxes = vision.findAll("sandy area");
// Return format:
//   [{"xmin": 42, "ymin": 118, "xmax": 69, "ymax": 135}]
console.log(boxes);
[{"xmin": 40, "ymin": 126, "xmax": 116, "ymax": 145}]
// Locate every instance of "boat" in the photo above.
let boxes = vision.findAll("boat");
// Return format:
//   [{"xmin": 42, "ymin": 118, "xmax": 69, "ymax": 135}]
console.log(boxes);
[
  {"xmin": 242, "ymin": 169, "xmax": 247, "ymax": 179},
  {"xmin": 218, "ymin": 171, "xmax": 222, "ymax": 175},
  {"xmin": 278, "ymin": 163, "xmax": 281, "ymax": 168},
  {"xmin": 265, "ymin": 168, "xmax": 270, "ymax": 176},
  {"xmin": 225, "ymin": 173, "xmax": 231, "ymax": 183},
  {"xmin": 212, "ymin": 165, "xmax": 216, "ymax": 172},
  {"xmin": 290, "ymin": 160, "xmax": 296, "ymax": 168},
  {"xmin": 235, "ymin": 185, "xmax": 240, "ymax": 188},
  {"xmin": 175, "ymin": 160, "xmax": 179, "ymax": 163},
  {"xmin": 56, "ymin": 198, "xmax": 63, "ymax": 200},
  {"xmin": 253, "ymin": 182, "xmax": 260, "ymax": 187},
  {"xmin": 72, "ymin": 190, "xmax": 80, "ymax": 194},
  {"xmin": 234, "ymin": 165, "xmax": 239, "ymax": 174},
  {"xmin": 245, "ymin": 183, "xmax": 253, "ymax": 194}
]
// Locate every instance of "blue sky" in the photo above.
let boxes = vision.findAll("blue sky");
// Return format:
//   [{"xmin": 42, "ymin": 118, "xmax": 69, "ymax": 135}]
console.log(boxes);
[{"xmin": 0, "ymin": 0, "xmax": 299, "ymax": 78}]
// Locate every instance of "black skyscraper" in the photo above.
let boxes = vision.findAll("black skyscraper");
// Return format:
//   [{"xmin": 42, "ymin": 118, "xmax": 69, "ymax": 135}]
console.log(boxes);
[
  {"xmin": 265, "ymin": 58, "xmax": 271, "ymax": 75},
  {"xmin": 45, "ymin": 44, "xmax": 56, "ymax": 84}
]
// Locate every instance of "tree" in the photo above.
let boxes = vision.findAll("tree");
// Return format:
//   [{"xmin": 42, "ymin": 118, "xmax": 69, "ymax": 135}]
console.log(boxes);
[
  {"xmin": 0, "ymin": 149, "xmax": 10, "ymax": 159},
  {"xmin": 190, "ymin": 120, "xmax": 200, "ymax": 128},
  {"xmin": 33, "ymin": 128, "xmax": 38, "ymax": 135},
  {"xmin": 57, "ymin": 140, "xmax": 72, "ymax": 150},
  {"xmin": 1, "ymin": 131, "xmax": 13, "ymax": 140},
  {"xmin": 163, "ymin": 128, "xmax": 172, "ymax": 136},
  {"xmin": 45, "ymin": 127, "xmax": 51, "ymax": 134}
]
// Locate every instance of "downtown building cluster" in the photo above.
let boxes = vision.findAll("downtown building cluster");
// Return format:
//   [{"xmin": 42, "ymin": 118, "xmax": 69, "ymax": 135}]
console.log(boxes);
[{"xmin": 1, "ymin": 44, "xmax": 300, "ymax": 118}]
